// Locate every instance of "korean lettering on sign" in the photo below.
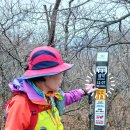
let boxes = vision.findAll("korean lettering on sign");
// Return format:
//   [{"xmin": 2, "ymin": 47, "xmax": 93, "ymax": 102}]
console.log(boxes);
[
  {"xmin": 96, "ymin": 66, "xmax": 107, "ymax": 88},
  {"xmin": 95, "ymin": 89, "xmax": 106, "ymax": 100}
]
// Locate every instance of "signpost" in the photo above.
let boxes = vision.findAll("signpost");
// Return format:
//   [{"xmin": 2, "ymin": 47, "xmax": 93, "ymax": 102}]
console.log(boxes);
[{"xmin": 94, "ymin": 52, "xmax": 109, "ymax": 130}]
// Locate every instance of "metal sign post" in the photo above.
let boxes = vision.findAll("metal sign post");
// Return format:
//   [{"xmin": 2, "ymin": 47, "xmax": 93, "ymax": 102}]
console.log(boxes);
[
  {"xmin": 94, "ymin": 52, "xmax": 109, "ymax": 130},
  {"xmin": 88, "ymin": 93, "xmax": 92, "ymax": 130}
]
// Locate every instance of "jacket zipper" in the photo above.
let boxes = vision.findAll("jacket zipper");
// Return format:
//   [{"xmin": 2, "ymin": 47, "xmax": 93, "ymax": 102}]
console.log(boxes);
[{"xmin": 46, "ymin": 110, "xmax": 58, "ymax": 129}]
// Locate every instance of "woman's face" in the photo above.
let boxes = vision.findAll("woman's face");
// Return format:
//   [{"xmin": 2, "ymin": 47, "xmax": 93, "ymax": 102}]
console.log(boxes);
[{"xmin": 44, "ymin": 73, "xmax": 63, "ymax": 92}]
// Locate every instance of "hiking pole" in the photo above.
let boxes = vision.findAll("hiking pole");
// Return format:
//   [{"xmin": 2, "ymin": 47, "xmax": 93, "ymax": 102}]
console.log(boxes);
[
  {"xmin": 40, "ymin": 127, "xmax": 47, "ymax": 130},
  {"xmin": 88, "ymin": 93, "xmax": 92, "ymax": 130}
]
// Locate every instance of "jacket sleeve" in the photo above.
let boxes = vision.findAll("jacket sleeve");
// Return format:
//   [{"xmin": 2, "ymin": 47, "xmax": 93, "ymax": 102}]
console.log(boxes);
[
  {"xmin": 63, "ymin": 89, "xmax": 85, "ymax": 106},
  {"xmin": 4, "ymin": 95, "xmax": 31, "ymax": 130}
]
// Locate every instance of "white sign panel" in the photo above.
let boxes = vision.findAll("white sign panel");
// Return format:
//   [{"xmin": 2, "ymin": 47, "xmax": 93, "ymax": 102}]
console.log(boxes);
[
  {"xmin": 95, "ymin": 100, "xmax": 106, "ymax": 126},
  {"xmin": 97, "ymin": 52, "xmax": 108, "ymax": 62},
  {"xmin": 96, "ymin": 66, "xmax": 107, "ymax": 74}
]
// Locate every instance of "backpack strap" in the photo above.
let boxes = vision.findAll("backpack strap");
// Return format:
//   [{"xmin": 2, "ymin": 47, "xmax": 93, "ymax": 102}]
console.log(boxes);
[{"xmin": 22, "ymin": 93, "xmax": 39, "ymax": 130}]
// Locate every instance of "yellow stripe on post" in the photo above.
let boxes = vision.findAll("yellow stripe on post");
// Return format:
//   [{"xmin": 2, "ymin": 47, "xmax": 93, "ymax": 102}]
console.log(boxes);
[{"xmin": 95, "ymin": 89, "xmax": 106, "ymax": 100}]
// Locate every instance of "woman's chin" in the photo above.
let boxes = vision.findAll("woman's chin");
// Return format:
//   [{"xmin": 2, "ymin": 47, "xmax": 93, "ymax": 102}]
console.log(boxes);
[{"xmin": 53, "ymin": 87, "xmax": 60, "ymax": 92}]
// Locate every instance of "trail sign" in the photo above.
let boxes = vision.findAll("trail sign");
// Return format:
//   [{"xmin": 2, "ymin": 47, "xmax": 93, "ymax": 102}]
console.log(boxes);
[{"xmin": 94, "ymin": 52, "xmax": 109, "ymax": 130}]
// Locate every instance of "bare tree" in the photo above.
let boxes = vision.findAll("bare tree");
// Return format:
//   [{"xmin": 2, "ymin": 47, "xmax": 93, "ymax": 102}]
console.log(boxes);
[
  {"xmin": 48, "ymin": 0, "xmax": 61, "ymax": 46},
  {"xmin": 0, "ymin": 0, "xmax": 130, "ymax": 129}
]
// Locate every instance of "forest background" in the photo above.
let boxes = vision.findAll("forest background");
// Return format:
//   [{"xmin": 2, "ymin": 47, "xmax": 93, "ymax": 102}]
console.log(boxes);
[{"xmin": 0, "ymin": 0, "xmax": 130, "ymax": 129}]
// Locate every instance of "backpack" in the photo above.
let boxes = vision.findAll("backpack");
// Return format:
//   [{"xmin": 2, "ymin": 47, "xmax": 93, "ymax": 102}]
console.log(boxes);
[{"xmin": 4, "ymin": 91, "xmax": 51, "ymax": 130}]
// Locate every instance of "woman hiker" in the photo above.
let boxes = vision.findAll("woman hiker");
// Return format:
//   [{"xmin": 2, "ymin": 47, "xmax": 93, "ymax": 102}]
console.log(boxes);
[{"xmin": 4, "ymin": 46, "xmax": 97, "ymax": 130}]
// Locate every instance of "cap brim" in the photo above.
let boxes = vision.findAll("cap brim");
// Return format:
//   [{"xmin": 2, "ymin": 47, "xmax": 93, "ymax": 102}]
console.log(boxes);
[{"xmin": 22, "ymin": 63, "xmax": 74, "ymax": 79}]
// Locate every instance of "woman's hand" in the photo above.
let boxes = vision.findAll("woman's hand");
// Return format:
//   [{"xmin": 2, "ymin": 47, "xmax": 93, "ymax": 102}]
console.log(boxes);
[{"xmin": 83, "ymin": 84, "xmax": 98, "ymax": 95}]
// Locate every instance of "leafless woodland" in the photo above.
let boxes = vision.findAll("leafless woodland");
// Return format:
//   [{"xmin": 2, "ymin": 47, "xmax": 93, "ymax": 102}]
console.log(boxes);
[{"xmin": 0, "ymin": 0, "xmax": 130, "ymax": 130}]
